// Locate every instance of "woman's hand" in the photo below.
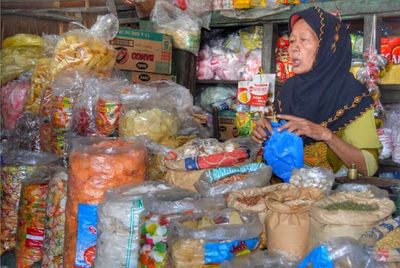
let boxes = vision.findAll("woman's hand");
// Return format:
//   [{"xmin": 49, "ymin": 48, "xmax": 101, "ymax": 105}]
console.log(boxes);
[
  {"xmin": 277, "ymin": 114, "xmax": 333, "ymax": 142},
  {"xmin": 252, "ymin": 118, "xmax": 273, "ymax": 143}
]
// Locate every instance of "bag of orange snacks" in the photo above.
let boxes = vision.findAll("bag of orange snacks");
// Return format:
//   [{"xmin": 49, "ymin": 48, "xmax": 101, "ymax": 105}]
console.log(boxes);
[{"xmin": 64, "ymin": 137, "xmax": 147, "ymax": 267}]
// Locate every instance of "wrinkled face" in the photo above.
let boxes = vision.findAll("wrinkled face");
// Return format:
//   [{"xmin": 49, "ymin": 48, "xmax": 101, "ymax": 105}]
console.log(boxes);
[{"xmin": 289, "ymin": 19, "xmax": 319, "ymax": 74}]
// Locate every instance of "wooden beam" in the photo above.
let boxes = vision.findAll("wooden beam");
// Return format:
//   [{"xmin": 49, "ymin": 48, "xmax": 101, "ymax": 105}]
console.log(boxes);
[{"xmin": 262, "ymin": 23, "xmax": 274, "ymax": 73}]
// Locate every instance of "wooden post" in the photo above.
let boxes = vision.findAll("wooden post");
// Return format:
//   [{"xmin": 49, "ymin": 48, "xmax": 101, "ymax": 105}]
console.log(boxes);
[
  {"xmin": 262, "ymin": 23, "xmax": 275, "ymax": 74},
  {"xmin": 363, "ymin": 14, "xmax": 382, "ymax": 53}
]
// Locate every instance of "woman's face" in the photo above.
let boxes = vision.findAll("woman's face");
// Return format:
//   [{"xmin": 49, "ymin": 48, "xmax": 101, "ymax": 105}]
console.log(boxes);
[{"xmin": 289, "ymin": 19, "xmax": 319, "ymax": 74}]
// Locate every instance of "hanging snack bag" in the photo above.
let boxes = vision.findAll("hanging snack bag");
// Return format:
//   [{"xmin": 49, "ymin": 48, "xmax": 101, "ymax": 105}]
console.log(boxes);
[
  {"xmin": 194, "ymin": 163, "xmax": 271, "ymax": 197},
  {"xmin": 52, "ymin": 14, "xmax": 118, "ymax": 77},
  {"xmin": 0, "ymin": 150, "xmax": 59, "ymax": 255},
  {"xmin": 164, "ymin": 138, "xmax": 257, "ymax": 171},
  {"xmin": 64, "ymin": 137, "xmax": 147, "ymax": 268},
  {"xmin": 168, "ymin": 209, "xmax": 263, "ymax": 267},
  {"xmin": 15, "ymin": 169, "xmax": 58, "ymax": 268},
  {"xmin": 41, "ymin": 170, "xmax": 68, "ymax": 268}
]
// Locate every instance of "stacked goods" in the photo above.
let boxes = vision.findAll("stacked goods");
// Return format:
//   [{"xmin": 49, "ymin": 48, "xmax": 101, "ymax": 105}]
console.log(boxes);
[
  {"xmin": 42, "ymin": 170, "xmax": 68, "ymax": 268},
  {"xmin": 64, "ymin": 138, "xmax": 147, "ymax": 267},
  {"xmin": 194, "ymin": 163, "xmax": 271, "ymax": 197},
  {"xmin": 168, "ymin": 209, "xmax": 263, "ymax": 267},
  {"xmin": 15, "ymin": 169, "xmax": 56, "ymax": 267},
  {"xmin": 309, "ymin": 191, "xmax": 395, "ymax": 248},
  {"xmin": 0, "ymin": 151, "xmax": 58, "ymax": 255},
  {"xmin": 227, "ymin": 183, "xmax": 297, "ymax": 249},
  {"xmin": 265, "ymin": 187, "xmax": 324, "ymax": 259}
]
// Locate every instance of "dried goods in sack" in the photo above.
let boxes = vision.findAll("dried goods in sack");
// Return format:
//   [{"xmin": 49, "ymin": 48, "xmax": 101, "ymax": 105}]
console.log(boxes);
[
  {"xmin": 265, "ymin": 187, "xmax": 324, "ymax": 259},
  {"xmin": 64, "ymin": 137, "xmax": 147, "ymax": 267},
  {"xmin": 227, "ymin": 183, "xmax": 297, "ymax": 249},
  {"xmin": 42, "ymin": 170, "xmax": 68, "ymax": 268},
  {"xmin": 0, "ymin": 151, "xmax": 58, "ymax": 255},
  {"xmin": 309, "ymin": 191, "xmax": 395, "ymax": 249}
]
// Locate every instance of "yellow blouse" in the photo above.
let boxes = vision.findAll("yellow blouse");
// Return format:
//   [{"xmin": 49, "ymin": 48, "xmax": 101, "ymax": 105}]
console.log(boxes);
[{"xmin": 304, "ymin": 108, "xmax": 382, "ymax": 176}]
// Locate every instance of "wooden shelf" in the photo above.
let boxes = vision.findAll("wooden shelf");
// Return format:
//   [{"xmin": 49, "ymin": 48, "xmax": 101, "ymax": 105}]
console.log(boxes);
[{"xmin": 197, "ymin": 80, "xmax": 239, "ymax": 85}]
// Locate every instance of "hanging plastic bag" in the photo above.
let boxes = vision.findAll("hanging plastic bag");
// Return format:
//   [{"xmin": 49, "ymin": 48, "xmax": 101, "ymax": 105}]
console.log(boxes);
[
  {"xmin": 298, "ymin": 237, "xmax": 387, "ymax": 268},
  {"xmin": 168, "ymin": 209, "xmax": 263, "ymax": 267},
  {"xmin": 0, "ymin": 150, "xmax": 59, "ymax": 255},
  {"xmin": 1, "ymin": 73, "xmax": 31, "ymax": 130},
  {"xmin": 151, "ymin": 1, "xmax": 202, "ymax": 55},
  {"xmin": 52, "ymin": 14, "xmax": 118, "ymax": 77},
  {"xmin": 16, "ymin": 168, "xmax": 60, "ymax": 268},
  {"xmin": 194, "ymin": 163, "xmax": 272, "ymax": 197},
  {"xmin": 0, "ymin": 34, "xmax": 44, "ymax": 85},
  {"xmin": 64, "ymin": 137, "xmax": 147, "ymax": 268},
  {"xmin": 263, "ymin": 120, "xmax": 304, "ymax": 182},
  {"xmin": 41, "ymin": 170, "xmax": 68, "ymax": 268}
]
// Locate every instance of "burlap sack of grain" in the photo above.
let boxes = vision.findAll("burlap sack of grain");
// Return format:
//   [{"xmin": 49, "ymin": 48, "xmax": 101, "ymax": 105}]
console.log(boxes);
[
  {"xmin": 310, "ymin": 192, "xmax": 395, "ymax": 249},
  {"xmin": 265, "ymin": 187, "xmax": 324, "ymax": 259},
  {"xmin": 165, "ymin": 169, "xmax": 205, "ymax": 192},
  {"xmin": 227, "ymin": 183, "xmax": 296, "ymax": 249}
]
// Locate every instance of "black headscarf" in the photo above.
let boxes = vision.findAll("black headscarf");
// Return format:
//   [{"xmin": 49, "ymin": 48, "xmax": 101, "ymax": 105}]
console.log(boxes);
[{"xmin": 274, "ymin": 7, "xmax": 374, "ymax": 145}]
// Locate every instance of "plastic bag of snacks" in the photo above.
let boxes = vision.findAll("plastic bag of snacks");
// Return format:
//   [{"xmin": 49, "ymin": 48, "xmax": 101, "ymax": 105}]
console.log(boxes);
[
  {"xmin": 334, "ymin": 183, "xmax": 389, "ymax": 199},
  {"xmin": 298, "ymin": 237, "xmax": 386, "ymax": 268},
  {"xmin": 0, "ymin": 34, "xmax": 44, "ymax": 85},
  {"xmin": 227, "ymin": 183, "xmax": 297, "ymax": 249},
  {"xmin": 0, "ymin": 150, "xmax": 59, "ymax": 255},
  {"xmin": 165, "ymin": 138, "xmax": 257, "ymax": 171},
  {"xmin": 64, "ymin": 137, "xmax": 147, "ymax": 267},
  {"xmin": 73, "ymin": 77, "xmax": 126, "ymax": 137},
  {"xmin": 139, "ymin": 188, "xmax": 226, "ymax": 268},
  {"xmin": 1, "ymin": 73, "xmax": 31, "ymax": 130},
  {"xmin": 290, "ymin": 167, "xmax": 335, "ymax": 194},
  {"xmin": 168, "ymin": 209, "xmax": 263, "ymax": 267},
  {"xmin": 265, "ymin": 187, "xmax": 324, "ymax": 259},
  {"xmin": 52, "ymin": 14, "xmax": 118, "ymax": 77},
  {"xmin": 275, "ymin": 32, "xmax": 294, "ymax": 82},
  {"xmin": 360, "ymin": 216, "xmax": 400, "ymax": 263},
  {"xmin": 15, "ymin": 168, "xmax": 59, "ymax": 268},
  {"xmin": 151, "ymin": 1, "xmax": 202, "ymax": 55},
  {"xmin": 309, "ymin": 191, "xmax": 395, "ymax": 249},
  {"xmin": 194, "ymin": 163, "xmax": 272, "ymax": 197},
  {"xmin": 95, "ymin": 181, "xmax": 173, "ymax": 268},
  {"xmin": 41, "ymin": 170, "xmax": 68, "ymax": 268}
]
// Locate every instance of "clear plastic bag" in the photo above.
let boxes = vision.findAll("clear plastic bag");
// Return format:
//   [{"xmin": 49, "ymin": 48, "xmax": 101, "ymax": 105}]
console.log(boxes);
[
  {"xmin": 64, "ymin": 137, "xmax": 147, "ymax": 268},
  {"xmin": 195, "ymin": 164, "xmax": 272, "ymax": 197},
  {"xmin": 290, "ymin": 167, "xmax": 335, "ymax": 194},
  {"xmin": 334, "ymin": 183, "xmax": 389, "ymax": 199},
  {"xmin": 13, "ymin": 112, "xmax": 41, "ymax": 152},
  {"xmin": 151, "ymin": 1, "xmax": 202, "ymax": 55},
  {"xmin": 1, "ymin": 151, "xmax": 59, "ymax": 255},
  {"xmin": 168, "ymin": 209, "xmax": 262, "ymax": 267},
  {"xmin": 298, "ymin": 237, "xmax": 388, "ymax": 268},
  {"xmin": 1, "ymin": 73, "xmax": 31, "ymax": 130},
  {"xmin": 196, "ymin": 85, "xmax": 237, "ymax": 113},
  {"xmin": 1, "ymin": 34, "xmax": 44, "ymax": 85},
  {"xmin": 52, "ymin": 14, "xmax": 118, "ymax": 77}
]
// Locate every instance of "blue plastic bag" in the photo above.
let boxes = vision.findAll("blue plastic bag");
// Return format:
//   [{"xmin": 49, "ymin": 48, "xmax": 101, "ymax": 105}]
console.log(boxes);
[
  {"xmin": 263, "ymin": 120, "xmax": 304, "ymax": 182},
  {"xmin": 297, "ymin": 245, "xmax": 333, "ymax": 268}
]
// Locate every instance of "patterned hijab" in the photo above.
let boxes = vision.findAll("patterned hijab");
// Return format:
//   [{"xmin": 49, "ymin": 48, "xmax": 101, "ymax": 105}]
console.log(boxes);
[{"xmin": 274, "ymin": 7, "xmax": 374, "ymax": 145}]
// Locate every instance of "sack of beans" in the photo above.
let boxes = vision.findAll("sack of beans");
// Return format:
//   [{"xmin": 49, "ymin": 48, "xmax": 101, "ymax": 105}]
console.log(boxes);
[
  {"xmin": 265, "ymin": 187, "xmax": 324, "ymax": 259},
  {"xmin": 63, "ymin": 137, "xmax": 147, "ymax": 268},
  {"xmin": 0, "ymin": 150, "xmax": 58, "ymax": 255},
  {"xmin": 194, "ymin": 163, "xmax": 271, "ymax": 197},
  {"xmin": 16, "ymin": 168, "xmax": 62, "ymax": 268},
  {"xmin": 42, "ymin": 170, "xmax": 68, "ymax": 268},
  {"xmin": 309, "ymin": 192, "xmax": 396, "ymax": 249},
  {"xmin": 227, "ymin": 183, "xmax": 297, "ymax": 249},
  {"xmin": 360, "ymin": 216, "xmax": 400, "ymax": 264},
  {"xmin": 167, "ymin": 209, "xmax": 263, "ymax": 267}
]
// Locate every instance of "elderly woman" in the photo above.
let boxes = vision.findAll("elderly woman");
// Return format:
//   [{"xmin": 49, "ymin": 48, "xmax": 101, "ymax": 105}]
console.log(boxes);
[{"xmin": 252, "ymin": 7, "xmax": 381, "ymax": 176}]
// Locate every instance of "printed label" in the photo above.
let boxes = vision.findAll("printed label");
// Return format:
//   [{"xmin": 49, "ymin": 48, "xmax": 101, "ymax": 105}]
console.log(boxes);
[{"xmin": 75, "ymin": 204, "xmax": 98, "ymax": 268}]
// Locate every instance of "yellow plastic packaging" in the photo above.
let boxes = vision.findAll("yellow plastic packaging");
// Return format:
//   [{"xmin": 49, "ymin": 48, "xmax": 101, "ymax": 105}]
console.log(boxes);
[
  {"xmin": 233, "ymin": 0, "xmax": 252, "ymax": 9},
  {"xmin": 240, "ymin": 26, "xmax": 263, "ymax": 50},
  {"xmin": 1, "ymin": 34, "xmax": 44, "ymax": 85},
  {"xmin": 380, "ymin": 63, "xmax": 400, "ymax": 84}
]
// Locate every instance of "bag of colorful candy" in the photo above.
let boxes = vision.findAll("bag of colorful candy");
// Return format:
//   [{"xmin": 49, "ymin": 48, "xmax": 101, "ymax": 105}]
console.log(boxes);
[
  {"xmin": 167, "ymin": 208, "xmax": 263, "ymax": 267},
  {"xmin": 194, "ymin": 163, "xmax": 272, "ymax": 197},
  {"xmin": 51, "ymin": 14, "xmax": 118, "ymax": 77},
  {"xmin": 64, "ymin": 137, "xmax": 147, "ymax": 268},
  {"xmin": 0, "ymin": 150, "xmax": 59, "ymax": 255}
]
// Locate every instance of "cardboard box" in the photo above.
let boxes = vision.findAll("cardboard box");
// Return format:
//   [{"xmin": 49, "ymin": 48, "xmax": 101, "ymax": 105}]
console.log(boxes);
[
  {"xmin": 131, "ymin": 71, "xmax": 175, "ymax": 83},
  {"xmin": 218, "ymin": 110, "xmax": 238, "ymax": 141},
  {"xmin": 111, "ymin": 28, "xmax": 172, "ymax": 74}
]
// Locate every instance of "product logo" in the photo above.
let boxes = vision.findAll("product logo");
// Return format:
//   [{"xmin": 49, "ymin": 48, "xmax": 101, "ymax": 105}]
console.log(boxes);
[
  {"xmin": 131, "ymin": 52, "xmax": 154, "ymax": 61},
  {"xmin": 136, "ymin": 62, "xmax": 148, "ymax": 70},
  {"xmin": 139, "ymin": 74, "xmax": 151, "ymax": 81},
  {"xmin": 115, "ymin": 47, "xmax": 128, "ymax": 64}
]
